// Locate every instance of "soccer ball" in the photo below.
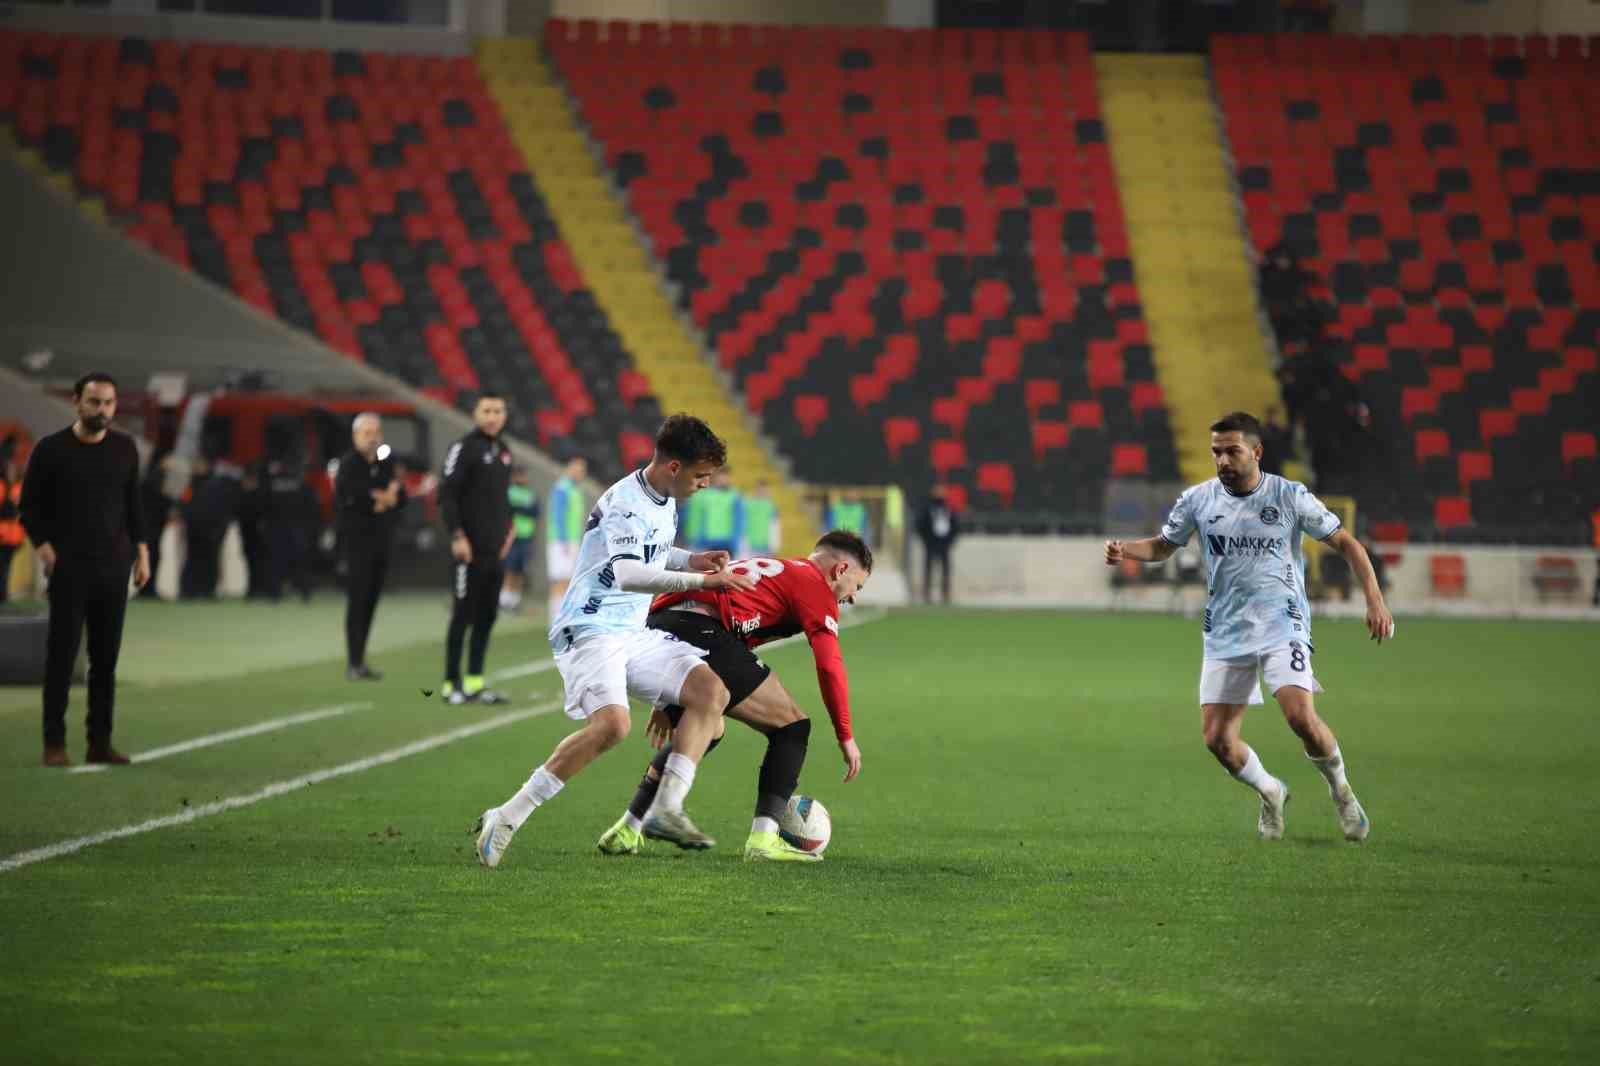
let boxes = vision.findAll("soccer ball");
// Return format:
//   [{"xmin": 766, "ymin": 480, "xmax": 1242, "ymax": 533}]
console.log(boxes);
[{"xmin": 778, "ymin": 795, "xmax": 831, "ymax": 853}]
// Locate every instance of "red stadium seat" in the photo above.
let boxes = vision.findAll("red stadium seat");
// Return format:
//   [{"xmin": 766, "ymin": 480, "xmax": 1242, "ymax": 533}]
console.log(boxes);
[
  {"xmin": 619, "ymin": 431, "xmax": 655, "ymax": 470},
  {"xmin": 1562, "ymin": 431, "xmax": 1597, "ymax": 465},
  {"xmin": 793, "ymin": 393, "xmax": 829, "ymax": 437},
  {"xmin": 976, "ymin": 462, "xmax": 1016, "ymax": 507},
  {"xmin": 1434, "ymin": 497, "xmax": 1473, "ymax": 531},
  {"xmin": 1110, "ymin": 443, "xmax": 1148, "ymax": 477},
  {"xmin": 883, "ymin": 417, "xmax": 922, "ymax": 460},
  {"xmin": 930, "ymin": 439, "xmax": 968, "ymax": 478},
  {"xmin": 1031, "ymin": 420, "xmax": 1069, "ymax": 462},
  {"xmin": 1023, "ymin": 378, "xmax": 1061, "ymax": 417},
  {"xmin": 1414, "ymin": 429, "xmax": 1450, "ymax": 461},
  {"xmin": 1457, "ymin": 451, "xmax": 1492, "ymax": 487}
]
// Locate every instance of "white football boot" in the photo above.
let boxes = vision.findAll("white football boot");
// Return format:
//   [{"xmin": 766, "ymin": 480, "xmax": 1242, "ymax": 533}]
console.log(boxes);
[
  {"xmin": 473, "ymin": 806, "xmax": 517, "ymax": 868},
  {"xmin": 1257, "ymin": 778, "xmax": 1290, "ymax": 840},
  {"xmin": 1331, "ymin": 784, "xmax": 1370, "ymax": 842}
]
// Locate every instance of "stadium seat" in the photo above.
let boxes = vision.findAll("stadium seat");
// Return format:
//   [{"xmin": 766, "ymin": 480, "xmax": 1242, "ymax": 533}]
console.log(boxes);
[
  {"xmin": 976, "ymin": 462, "xmax": 1016, "ymax": 508},
  {"xmin": 793, "ymin": 393, "xmax": 829, "ymax": 438},
  {"xmin": 931, "ymin": 439, "xmax": 968, "ymax": 479}
]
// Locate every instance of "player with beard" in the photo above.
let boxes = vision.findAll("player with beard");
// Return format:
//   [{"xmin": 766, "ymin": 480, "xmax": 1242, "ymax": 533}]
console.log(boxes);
[
  {"xmin": 595, "ymin": 530, "xmax": 870, "ymax": 862},
  {"xmin": 1105, "ymin": 411, "xmax": 1393, "ymax": 842}
]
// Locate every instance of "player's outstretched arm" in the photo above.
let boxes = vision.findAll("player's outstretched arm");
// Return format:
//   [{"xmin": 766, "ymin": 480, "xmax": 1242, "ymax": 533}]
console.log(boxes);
[
  {"xmin": 1325, "ymin": 529, "xmax": 1395, "ymax": 642},
  {"xmin": 1105, "ymin": 536, "xmax": 1179, "ymax": 565}
]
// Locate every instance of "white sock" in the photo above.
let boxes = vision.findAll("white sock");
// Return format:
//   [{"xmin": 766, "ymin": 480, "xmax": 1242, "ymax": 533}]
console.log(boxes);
[
  {"xmin": 499, "ymin": 591, "xmax": 519, "ymax": 610},
  {"xmin": 622, "ymin": 811, "xmax": 643, "ymax": 832},
  {"xmin": 502, "ymin": 765, "xmax": 564, "ymax": 829},
  {"xmin": 1309, "ymin": 746, "xmax": 1349, "ymax": 794},
  {"xmin": 751, "ymin": 815, "xmax": 779, "ymax": 835},
  {"xmin": 1231, "ymin": 746, "xmax": 1277, "ymax": 796},
  {"xmin": 649, "ymin": 752, "xmax": 697, "ymax": 815}
]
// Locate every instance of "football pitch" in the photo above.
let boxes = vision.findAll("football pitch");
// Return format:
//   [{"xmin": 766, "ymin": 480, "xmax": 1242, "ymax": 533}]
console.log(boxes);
[{"xmin": 1, "ymin": 599, "xmax": 1596, "ymax": 1065}]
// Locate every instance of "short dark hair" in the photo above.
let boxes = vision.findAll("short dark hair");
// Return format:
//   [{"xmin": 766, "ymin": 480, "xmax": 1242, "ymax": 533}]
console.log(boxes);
[
  {"xmin": 1210, "ymin": 411, "xmax": 1262, "ymax": 444},
  {"xmin": 73, "ymin": 372, "xmax": 117, "ymax": 397},
  {"xmin": 473, "ymin": 391, "xmax": 505, "ymax": 405},
  {"xmin": 816, "ymin": 529, "xmax": 872, "ymax": 573},
  {"xmin": 654, "ymin": 413, "xmax": 726, "ymax": 467}
]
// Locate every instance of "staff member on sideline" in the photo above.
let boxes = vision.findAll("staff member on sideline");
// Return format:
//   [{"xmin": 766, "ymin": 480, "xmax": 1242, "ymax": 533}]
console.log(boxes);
[
  {"xmin": 499, "ymin": 466, "xmax": 539, "ymax": 613},
  {"xmin": 439, "ymin": 392, "xmax": 514, "ymax": 706},
  {"xmin": 337, "ymin": 413, "xmax": 405, "ymax": 681},
  {"xmin": 738, "ymin": 478, "xmax": 781, "ymax": 559},
  {"xmin": 545, "ymin": 454, "xmax": 586, "ymax": 617},
  {"xmin": 20, "ymin": 372, "xmax": 149, "ymax": 767}
]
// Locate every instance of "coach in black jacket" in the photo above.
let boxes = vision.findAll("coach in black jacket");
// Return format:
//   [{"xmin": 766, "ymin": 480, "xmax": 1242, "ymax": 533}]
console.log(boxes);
[
  {"xmin": 438, "ymin": 393, "xmax": 513, "ymax": 704},
  {"xmin": 20, "ymin": 372, "xmax": 149, "ymax": 767},
  {"xmin": 337, "ymin": 413, "xmax": 406, "ymax": 681}
]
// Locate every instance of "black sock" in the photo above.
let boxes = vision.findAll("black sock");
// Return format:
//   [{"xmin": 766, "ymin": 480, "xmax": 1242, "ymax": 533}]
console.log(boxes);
[
  {"xmin": 625, "ymin": 735, "xmax": 722, "ymax": 821},
  {"xmin": 755, "ymin": 718, "xmax": 811, "ymax": 822},
  {"xmin": 627, "ymin": 745, "xmax": 672, "ymax": 821}
]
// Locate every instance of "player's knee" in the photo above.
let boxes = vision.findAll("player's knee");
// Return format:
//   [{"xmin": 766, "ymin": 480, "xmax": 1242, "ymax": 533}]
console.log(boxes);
[
  {"xmin": 685, "ymin": 671, "xmax": 730, "ymax": 715},
  {"xmin": 590, "ymin": 708, "xmax": 631, "ymax": 750},
  {"xmin": 1201, "ymin": 721, "xmax": 1231, "ymax": 756}
]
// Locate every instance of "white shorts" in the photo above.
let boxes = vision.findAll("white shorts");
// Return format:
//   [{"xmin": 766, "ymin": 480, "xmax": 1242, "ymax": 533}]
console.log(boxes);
[
  {"xmin": 554, "ymin": 629, "xmax": 709, "ymax": 721},
  {"xmin": 1199, "ymin": 642, "xmax": 1323, "ymax": 706},
  {"xmin": 547, "ymin": 541, "xmax": 579, "ymax": 582}
]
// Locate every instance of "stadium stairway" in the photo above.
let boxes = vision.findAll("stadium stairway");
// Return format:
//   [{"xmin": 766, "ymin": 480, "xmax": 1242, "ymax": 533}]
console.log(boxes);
[
  {"xmin": 1097, "ymin": 54, "xmax": 1278, "ymax": 483},
  {"xmin": 476, "ymin": 37, "xmax": 815, "ymax": 553}
]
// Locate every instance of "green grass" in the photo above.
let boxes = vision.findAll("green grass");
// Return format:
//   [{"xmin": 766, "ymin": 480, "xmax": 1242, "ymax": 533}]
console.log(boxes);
[{"xmin": 1, "ymin": 606, "xmax": 1597, "ymax": 1065}]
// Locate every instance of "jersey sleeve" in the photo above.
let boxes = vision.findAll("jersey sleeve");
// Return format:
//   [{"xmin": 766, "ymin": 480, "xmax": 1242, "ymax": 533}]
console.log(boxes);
[
  {"xmin": 1293, "ymin": 483, "xmax": 1342, "ymax": 541},
  {"xmin": 1159, "ymin": 488, "xmax": 1197, "ymax": 546},
  {"xmin": 799, "ymin": 586, "xmax": 852, "ymax": 742},
  {"xmin": 596, "ymin": 504, "xmax": 650, "ymax": 561}
]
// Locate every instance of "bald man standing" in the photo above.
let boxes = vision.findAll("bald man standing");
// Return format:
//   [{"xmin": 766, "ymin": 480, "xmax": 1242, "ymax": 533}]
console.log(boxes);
[{"xmin": 336, "ymin": 413, "xmax": 404, "ymax": 681}]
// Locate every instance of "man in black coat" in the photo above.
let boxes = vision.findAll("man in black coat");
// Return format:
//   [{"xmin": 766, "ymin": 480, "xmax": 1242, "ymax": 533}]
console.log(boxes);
[
  {"xmin": 337, "ymin": 413, "xmax": 405, "ymax": 680},
  {"xmin": 20, "ymin": 372, "xmax": 149, "ymax": 767}
]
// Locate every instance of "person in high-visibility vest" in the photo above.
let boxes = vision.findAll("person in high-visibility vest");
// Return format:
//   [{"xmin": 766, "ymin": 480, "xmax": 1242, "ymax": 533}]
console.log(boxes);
[
  {"xmin": 0, "ymin": 434, "xmax": 24, "ymax": 604},
  {"xmin": 738, "ymin": 479, "xmax": 781, "ymax": 559},
  {"xmin": 545, "ymin": 456, "xmax": 587, "ymax": 617},
  {"xmin": 500, "ymin": 467, "xmax": 540, "ymax": 613},
  {"xmin": 688, "ymin": 470, "xmax": 742, "ymax": 555},
  {"xmin": 827, "ymin": 493, "xmax": 869, "ymax": 544}
]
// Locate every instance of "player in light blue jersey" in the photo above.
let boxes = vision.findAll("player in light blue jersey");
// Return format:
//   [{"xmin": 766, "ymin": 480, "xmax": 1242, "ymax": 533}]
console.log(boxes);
[
  {"xmin": 1105, "ymin": 411, "xmax": 1393, "ymax": 842},
  {"xmin": 473, "ymin": 415, "xmax": 757, "ymax": 867}
]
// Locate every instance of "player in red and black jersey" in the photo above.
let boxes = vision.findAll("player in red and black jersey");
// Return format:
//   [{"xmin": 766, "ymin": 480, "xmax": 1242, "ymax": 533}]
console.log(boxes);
[{"xmin": 595, "ymin": 529, "xmax": 870, "ymax": 862}]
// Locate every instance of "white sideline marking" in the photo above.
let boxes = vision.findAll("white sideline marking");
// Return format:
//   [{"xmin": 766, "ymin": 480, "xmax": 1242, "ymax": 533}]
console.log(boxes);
[
  {"xmin": 489, "ymin": 659, "xmax": 558, "ymax": 682},
  {"xmin": 68, "ymin": 702, "xmax": 375, "ymax": 775},
  {"xmin": 3, "ymin": 699, "xmax": 562, "ymax": 874}
]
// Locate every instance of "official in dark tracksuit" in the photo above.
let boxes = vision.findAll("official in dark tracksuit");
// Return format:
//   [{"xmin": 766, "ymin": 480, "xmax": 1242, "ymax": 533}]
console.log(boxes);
[
  {"xmin": 337, "ymin": 413, "xmax": 405, "ymax": 681},
  {"xmin": 439, "ymin": 393, "xmax": 513, "ymax": 704},
  {"xmin": 20, "ymin": 372, "xmax": 150, "ymax": 767}
]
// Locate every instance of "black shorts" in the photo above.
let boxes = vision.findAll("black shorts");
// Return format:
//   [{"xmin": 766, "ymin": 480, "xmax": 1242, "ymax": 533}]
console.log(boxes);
[{"xmin": 647, "ymin": 608, "xmax": 770, "ymax": 710}]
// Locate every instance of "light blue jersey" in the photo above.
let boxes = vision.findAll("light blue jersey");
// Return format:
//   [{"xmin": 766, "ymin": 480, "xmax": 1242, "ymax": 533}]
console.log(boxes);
[
  {"xmin": 1160, "ymin": 474, "xmax": 1342, "ymax": 659},
  {"xmin": 549, "ymin": 470, "xmax": 679, "ymax": 650}
]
